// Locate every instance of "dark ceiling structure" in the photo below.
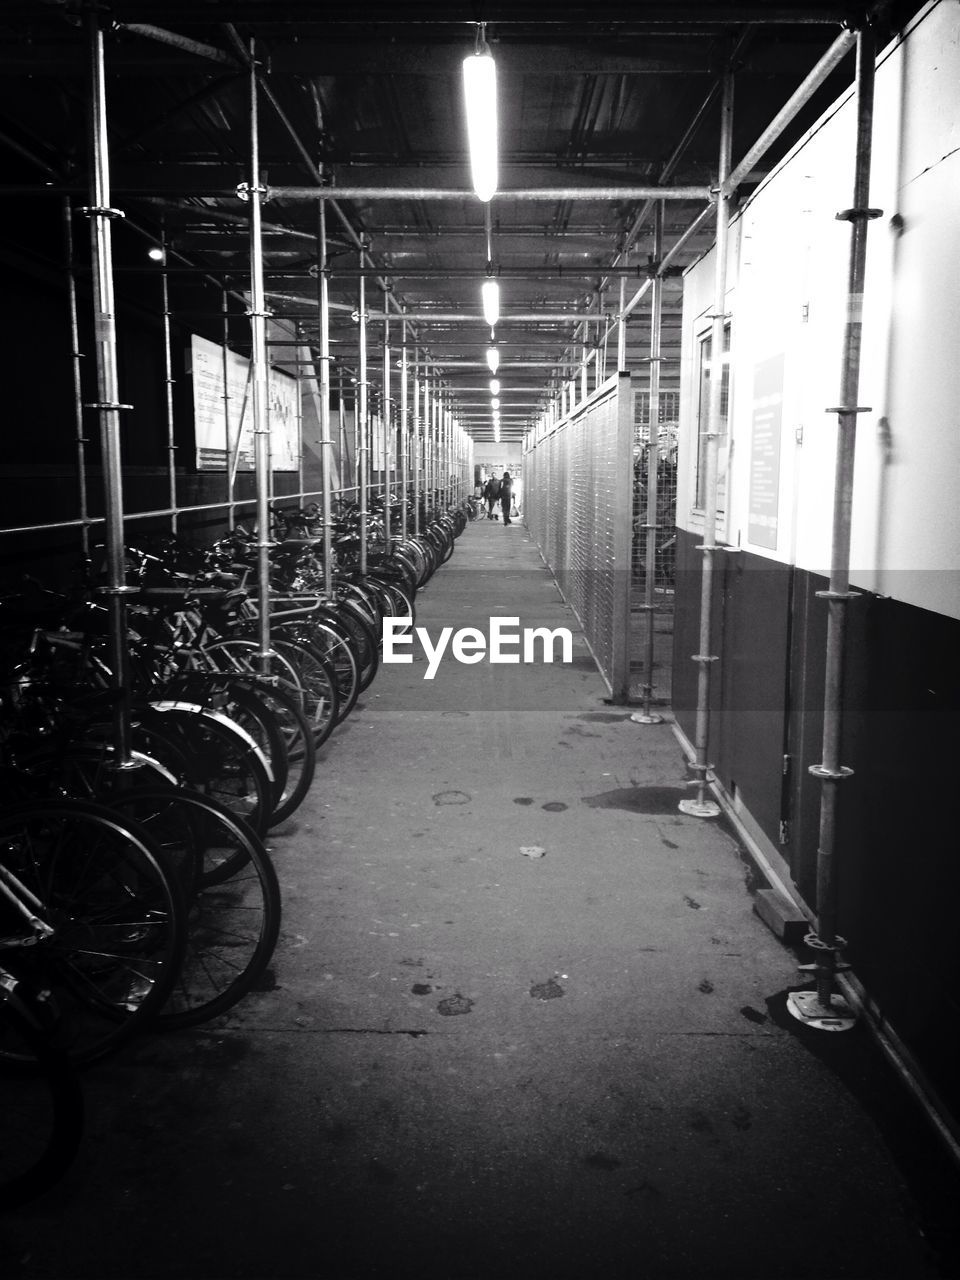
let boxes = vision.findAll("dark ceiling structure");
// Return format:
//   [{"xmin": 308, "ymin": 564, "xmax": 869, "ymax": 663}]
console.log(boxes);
[{"xmin": 0, "ymin": 1, "xmax": 923, "ymax": 442}]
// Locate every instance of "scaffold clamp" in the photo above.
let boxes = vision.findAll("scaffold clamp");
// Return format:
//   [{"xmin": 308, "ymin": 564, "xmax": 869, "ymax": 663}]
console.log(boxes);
[
  {"xmin": 236, "ymin": 182, "xmax": 269, "ymax": 203},
  {"xmin": 808, "ymin": 763, "xmax": 854, "ymax": 781},
  {"xmin": 835, "ymin": 207, "xmax": 883, "ymax": 222},
  {"xmin": 77, "ymin": 205, "xmax": 125, "ymax": 220}
]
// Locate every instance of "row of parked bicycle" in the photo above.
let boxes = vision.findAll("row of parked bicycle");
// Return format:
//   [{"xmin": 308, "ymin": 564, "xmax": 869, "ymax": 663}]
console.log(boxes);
[{"xmin": 0, "ymin": 492, "xmax": 467, "ymax": 1208}]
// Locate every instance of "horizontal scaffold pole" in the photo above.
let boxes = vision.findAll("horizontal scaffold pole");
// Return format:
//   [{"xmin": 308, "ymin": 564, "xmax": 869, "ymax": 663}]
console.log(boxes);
[{"xmin": 268, "ymin": 185, "xmax": 716, "ymax": 203}]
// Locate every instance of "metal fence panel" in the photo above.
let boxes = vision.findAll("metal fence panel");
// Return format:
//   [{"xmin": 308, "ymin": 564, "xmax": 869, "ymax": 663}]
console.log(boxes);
[{"xmin": 523, "ymin": 374, "xmax": 633, "ymax": 700}]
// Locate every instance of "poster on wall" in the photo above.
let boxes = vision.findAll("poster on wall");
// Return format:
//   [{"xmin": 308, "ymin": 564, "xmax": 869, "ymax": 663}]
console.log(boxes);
[
  {"xmin": 191, "ymin": 334, "xmax": 300, "ymax": 472},
  {"xmin": 747, "ymin": 353, "xmax": 785, "ymax": 550}
]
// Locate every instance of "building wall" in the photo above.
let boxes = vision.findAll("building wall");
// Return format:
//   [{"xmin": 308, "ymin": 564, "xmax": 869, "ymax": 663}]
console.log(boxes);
[{"xmin": 673, "ymin": 0, "xmax": 960, "ymax": 1112}]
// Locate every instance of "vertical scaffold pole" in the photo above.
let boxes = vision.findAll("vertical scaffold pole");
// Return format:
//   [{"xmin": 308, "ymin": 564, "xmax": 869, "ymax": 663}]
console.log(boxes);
[
  {"xmin": 337, "ymin": 366, "xmax": 347, "ymax": 500},
  {"xmin": 244, "ymin": 39, "xmax": 272, "ymax": 675},
  {"xmin": 633, "ymin": 201, "xmax": 666, "ymax": 726},
  {"xmin": 413, "ymin": 352, "xmax": 421, "ymax": 535},
  {"xmin": 424, "ymin": 369, "xmax": 432, "ymax": 517},
  {"xmin": 427, "ymin": 366, "xmax": 435, "ymax": 514},
  {"xmin": 400, "ymin": 317, "xmax": 409, "ymax": 536},
  {"xmin": 221, "ymin": 288, "xmax": 235, "ymax": 530},
  {"xmin": 383, "ymin": 310, "xmax": 392, "ymax": 544},
  {"xmin": 63, "ymin": 197, "xmax": 90, "ymax": 561},
  {"xmin": 441, "ymin": 393, "xmax": 448, "ymax": 509},
  {"xmin": 317, "ymin": 202, "xmax": 334, "ymax": 596},
  {"xmin": 790, "ymin": 25, "xmax": 880, "ymax": 1033},
  {"xmin": 358, "ymin": 249, "xmax": 369, "ymax": 575},
  {"xmin": 679, "ymin": 71, "xmax": 734, "ymax": 819},
  {"xmin": 159, "ymin": 223, "xmax": 177, "ymax": 534},
  {"xmin": 616, "ymin": 256, "xmax": 628, "ymax": 372},
  {"xmin": 83, "ymin": 11, "xmax": 134, "ymax": 767}
]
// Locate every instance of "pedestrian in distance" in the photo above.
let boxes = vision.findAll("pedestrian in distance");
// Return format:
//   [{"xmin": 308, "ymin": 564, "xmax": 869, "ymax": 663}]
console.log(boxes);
[
  {"xmin": 500, "ymin": 471, "xmax": 514, "ymax": 525},
  {"xmin": 483, "ymin": 474, "xmax": 501, "ymax": 520}
]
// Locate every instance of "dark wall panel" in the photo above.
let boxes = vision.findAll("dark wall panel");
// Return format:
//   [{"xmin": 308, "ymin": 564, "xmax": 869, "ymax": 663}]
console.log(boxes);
[
  {"xmin": 675, "ymin": 549, "xmax": 960, "ymax": 1115},
  {"xmin": 716, "ymin": 553, "xmax": 792, "ymax": 846}
]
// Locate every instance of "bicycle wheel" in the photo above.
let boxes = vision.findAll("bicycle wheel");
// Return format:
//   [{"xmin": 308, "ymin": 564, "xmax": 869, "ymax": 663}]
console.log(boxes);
[
  {"xmin": 0, "ymin": 800, "xmax": 186, "ymax": 1065},
  {"xmin": 163, "ymin": 674, "xmax": 289, "ymax": 813},
  {"xmin": 227, "ymin": 679, "xmax": 317, "ymax": 826},
  {"xmin": 275, "ymin": 620, "xmax": 359, "ymax": 724},
  {"xmin": 137, "ymin": 701, "xmax": 275, "ymax": 837},
  {"xmin": 332, "ymin": 600, "xmax": 379, "ymax": 691},
  {"xmin": 106, "ymin": 790, "xmax": 281, "ymax": 1028},
  {"xmin": 202, "ymin": 639, "xmax": 305, "ymax": 697},
  {"xmin": 0, "ymin": 985, "xmax": 85, "ymax": 1211},
  {"xmin": 270, "ymin": 639, "xmax": 339, "ymax": 749}
]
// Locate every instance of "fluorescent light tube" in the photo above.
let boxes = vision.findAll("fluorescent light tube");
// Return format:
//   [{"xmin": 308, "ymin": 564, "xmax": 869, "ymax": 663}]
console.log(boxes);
[
  {"xmin": 481, "ymin": 280, "xmax": 500, "ymax": 327},
  {"xmin": 462, "ymin": 52, "xmax": 498, "ymax": 202}
]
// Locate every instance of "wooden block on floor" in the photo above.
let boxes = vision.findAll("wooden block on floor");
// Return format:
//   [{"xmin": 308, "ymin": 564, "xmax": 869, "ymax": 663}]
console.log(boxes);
[{"xmin": 754, "ymin": 887, "xmax": 809, "ymax": 946}]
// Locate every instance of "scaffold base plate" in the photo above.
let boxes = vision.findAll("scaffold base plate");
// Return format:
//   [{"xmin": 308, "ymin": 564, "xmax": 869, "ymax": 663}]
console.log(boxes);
[
  {"xmin": 630, "ymin": 712, "xmax": 664, "ymax": 724},
  {"xmin": 786, "ymin": 989, "xmax": 857, "ymax": 1032},
  {"xmin": 678, "ymin": 798, "xmax": 721, "ymax": 818}
]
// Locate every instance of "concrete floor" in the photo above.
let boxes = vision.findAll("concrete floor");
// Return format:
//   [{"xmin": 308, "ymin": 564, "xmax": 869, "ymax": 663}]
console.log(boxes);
[{"xmin": 3, "ymin": 517, "xmax": 958, "ymax": 1279}]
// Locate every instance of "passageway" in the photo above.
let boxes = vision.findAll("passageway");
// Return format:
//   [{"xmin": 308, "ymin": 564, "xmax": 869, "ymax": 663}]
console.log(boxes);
[{"xmin": 1, "ymin": 522, "xmax": 952, "ymax": 1280}]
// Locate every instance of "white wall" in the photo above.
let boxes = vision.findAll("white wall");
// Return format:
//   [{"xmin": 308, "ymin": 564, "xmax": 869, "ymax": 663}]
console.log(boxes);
[
  {"xmin": 678, "ymin": 0, "xmax": 960, "ymax": 619},
  {"xmin": 473, "ymin": 441, "xmax": 522, "ymax": 489}
]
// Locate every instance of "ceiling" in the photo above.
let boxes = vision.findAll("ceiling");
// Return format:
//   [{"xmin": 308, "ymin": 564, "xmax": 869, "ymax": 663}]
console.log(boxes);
[{"xmin": 0, "ymin": 1, "xmax": 923, "ymax": 442}]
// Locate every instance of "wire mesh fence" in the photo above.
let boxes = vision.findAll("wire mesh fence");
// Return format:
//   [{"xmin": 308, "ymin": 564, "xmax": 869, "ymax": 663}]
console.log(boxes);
[
  {"xmin": 523, "ymin": 376, "xmax": 633, "ymax": 699},
  {"xmin": 630, "ymin": 388, "xmax": 679, "ymax": 706}
]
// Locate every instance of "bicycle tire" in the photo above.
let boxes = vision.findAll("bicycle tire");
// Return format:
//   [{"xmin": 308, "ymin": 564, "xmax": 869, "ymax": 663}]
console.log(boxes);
[
  {"xmin": 137, "ymin": 701, "xmax": 274, "ymax": 836},
  {"xmin": 228, "ymin": 679, "xmax": 317, "ymax": 825},
  {"xmin": 0, "ymin": 799, "xmax": 187, "ymax": 1065},
  {"xmin": 269, "ymin": 639, "xmax": 339, "ymax": 750},
  {"xmin": 274, "ymin": 619, "xmax": 359, "ymax": 724},
  {"xmin": 106, "ymin": 790, "xmax": 281, "ymax": 1028},
  {"xmin": 333, "ymin": 599, "xmax": 380, "ymax": 691},
  {"xmin": 163, "ymin": 674, "xmax": 289, "ymax": 812}
]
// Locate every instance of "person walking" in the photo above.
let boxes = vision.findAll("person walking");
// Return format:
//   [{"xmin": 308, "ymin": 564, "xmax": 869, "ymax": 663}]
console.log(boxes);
[
  {"xmin": 500, "ymin": 471, "xmax": 514, "ymax": 525},
  {"xmin": 483, "ymin": 474, "xmax": 500, "ymax": 520}
]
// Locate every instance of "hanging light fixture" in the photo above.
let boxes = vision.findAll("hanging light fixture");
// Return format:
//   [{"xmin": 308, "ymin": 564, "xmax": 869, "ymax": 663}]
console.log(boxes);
[
  {"xmin": 489, "ymin": 379, "xmax": 501, "ymax": 395},
  {"xmin": 481, "ymin": 279, "xmax": 500, "ymax": 328},
  {"xmin": 462, "ymin": 25, "xmax": 498, "ymax": 202},
  {"xmin": 486, "ymin": 345, "xmax": 500, "ymax": 374}
]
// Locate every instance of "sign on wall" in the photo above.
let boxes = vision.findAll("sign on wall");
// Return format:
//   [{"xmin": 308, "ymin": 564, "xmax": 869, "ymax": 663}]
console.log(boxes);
[
  {"xmin": 747, "ymin": 353, "xmax": 785, "ymax": 549},
  {"xmin": 191, "ymin": 334, "xmax": 300, "ymax": 472}
]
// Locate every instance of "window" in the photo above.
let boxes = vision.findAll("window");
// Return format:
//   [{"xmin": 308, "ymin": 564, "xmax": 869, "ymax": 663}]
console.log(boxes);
[{"xmin": 695, "ymin": 321, "xmax": 731, "ymax": 510}]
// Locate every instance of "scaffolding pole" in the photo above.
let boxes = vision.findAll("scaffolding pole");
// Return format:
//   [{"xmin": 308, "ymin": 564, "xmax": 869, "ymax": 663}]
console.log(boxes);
[
  {"xmin": 244, "ymin": 39, "xmax": 273, "ymax": 674},
  {"xmin": 159, "ymin": 224, "xmax": 178, "ymax": 533},
  {"xmin": 633, "ymin": 201, "xmax": 666, "ymax": 726},
  {"xmin": 63, "ymin": 196, "xmax": 90, "ymax": 561},
  {"xmin": 679, "ymin": 71, "xmax": 734, "ymax": 820},
  {"xmin": 317, "ymin": 201, "xmax": 334, "ymax": 596},
  {"xmin": 400, "ymin": 318, "xmax": 409, "ymax": 536},
  {"xmin": 412, "ymin": 353, "xmax": 421, "ymax": 535},
  {"xmin": 357, "ymin": 249, "xmax": 369, "ymax": 575},
  {"xmin": 383, "ymin": 309, "xmax": 392, "ymax": 544},
  {"xmin": 82, "ymin": 11, "xmax": 135, "ymax": 766},
  {"xmin": 790, "ymin": 25, "xmax": 880, "ymax": 1034}
]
